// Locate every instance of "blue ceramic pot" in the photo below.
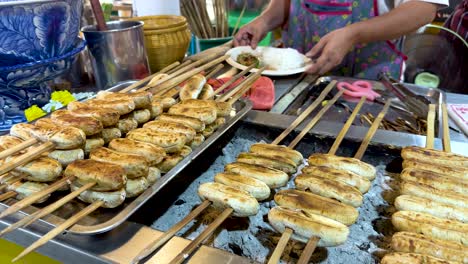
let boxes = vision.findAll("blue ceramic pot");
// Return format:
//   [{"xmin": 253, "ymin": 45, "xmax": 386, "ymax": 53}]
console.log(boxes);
[
  {"xmin": 0, "ymin": 0, "xmax": 83, "ymax": 67},
  {"xmin": 0, "ymin": 38, "xmax": 86, "ymax": 132}
]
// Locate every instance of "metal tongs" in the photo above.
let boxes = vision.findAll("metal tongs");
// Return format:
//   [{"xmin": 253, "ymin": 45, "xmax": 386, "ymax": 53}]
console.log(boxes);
[{"xmin": 378, "ymin": 73, "xmax": 431, "ymax": 119}]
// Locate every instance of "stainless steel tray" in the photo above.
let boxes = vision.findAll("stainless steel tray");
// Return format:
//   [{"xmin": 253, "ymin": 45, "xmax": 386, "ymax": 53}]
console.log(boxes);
[{"xmin": 0, "ymin": 81, "xmax": 252, "ymax": 235}]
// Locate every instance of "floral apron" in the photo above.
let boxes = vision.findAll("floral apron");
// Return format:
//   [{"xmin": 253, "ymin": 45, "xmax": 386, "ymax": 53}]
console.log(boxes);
[{"xmin": 282, "ymin": 0, "xmax": 406, "ymax": 80}]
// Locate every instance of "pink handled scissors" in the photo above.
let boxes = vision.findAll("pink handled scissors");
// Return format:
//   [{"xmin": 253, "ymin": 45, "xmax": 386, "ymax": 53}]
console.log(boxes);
[{"xmin": 336, "ymin": 80, "xmax": 381, "ymax": 101}]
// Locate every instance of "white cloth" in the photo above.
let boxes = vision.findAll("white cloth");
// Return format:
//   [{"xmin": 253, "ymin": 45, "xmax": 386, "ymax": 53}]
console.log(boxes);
[
  {"xmin": 378, "ymin": 0, "xmax": 449, "ymax": 15},
  {"xmin": 448, "ymin": 104, "xmax": 468, "ymax": 136}
]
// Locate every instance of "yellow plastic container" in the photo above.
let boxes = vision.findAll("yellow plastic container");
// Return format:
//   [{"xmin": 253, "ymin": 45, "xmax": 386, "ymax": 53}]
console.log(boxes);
[
  {"xmin": 127, "ymin": 15, "xmax": 192, "ymax": 72},
  {"xmin": 0, "ymin": 239, "xmax": 60, "ymax": 263}
]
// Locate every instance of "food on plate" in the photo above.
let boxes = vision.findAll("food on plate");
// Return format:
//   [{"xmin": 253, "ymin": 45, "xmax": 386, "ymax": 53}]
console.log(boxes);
[{"xmin": 237, "ymin": 52, "xmax": 260, "ymax": 68}]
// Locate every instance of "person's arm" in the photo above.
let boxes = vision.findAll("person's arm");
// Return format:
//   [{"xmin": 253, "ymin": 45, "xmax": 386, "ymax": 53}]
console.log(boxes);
[
  {"xmin": 234, "ymin": 0, "xmax": 290, "ymax": 48},
  {"xmin": 350, "ymin": 0, "xmax": 438, "ymax": 43},
  {"xmin": 306, "ymin": 0, "xmax": 438, "ymax": 75}
]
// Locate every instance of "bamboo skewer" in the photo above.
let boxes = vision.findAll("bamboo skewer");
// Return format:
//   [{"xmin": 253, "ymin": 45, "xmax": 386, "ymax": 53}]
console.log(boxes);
[
  {"xmin": 0, "ymin": 182, "xmax": 96, "ymax": 237},
  {"xmin": 216, "ymin": 67, "xmax": 265, "ymax": 103},
  {"xmin": 354, "ymin": 100, "xmax": 392, "ymax": 160},
  {"xmin": 441, "ymin": 104, "xmax": 451, "ymax": 152},
  {"xmin": 148, "ymin": 55, "xmax": 229, "ymax": 96},
  {"xmin": 297, "ymin": 237, "xmax": 320, "ymax": 264},
  {"xmin": 425, "ymin": 104, "xmax": 436, "ymax": 150},
  {"xmin": 221, "ymin": 69, "xmax": 265, "ymax": 104},
  {"xmin": 267, "ymin": 228, "xmax": 293, "ymax": 264},
  {"xmin": 210, "ymin": 64, "xmax": 256, "ymax": 99},
  {"xmin": 328, "ymin": 97, "xmax": 367, "ymax": 155},
  {"xmin": 205, "ymin": 64, "xmax": 224, "ymax": 80},
  {"xmin": 271, "ymin": 81, "xmax": 338, "ymax": 145},
  {"xmin": 288, "ymin": 90, "xmax": 345, "ymax": 149},
  {"xmin": 119, "ymin": 61, "xmax": 180, "ymax": 93},
  {"xmin": 0, "ymin": 142, "xmax": 55, "ymax": 176},
  {"xmin": 0, "ymin": 191, "xmax": 16, "ymax": 202},
  {"xmin": 232, "ymin": 0, "xmax": 247, "ymax": 36},
  {"xmin": 138, "ymin": 53, "xmax": 220, "ymax": 92},
  {"xmin": 12, "ymin": 200, "xmax": 105, "ymax": 262},
  {"xmin": 0, "ymin": 176, "xmax": 73, "ymax": 219},
  {"xmin": 226, "ymin": 73, "xmax": 262, "ymax": 106},
  {"xmin": 169, "ymin": 207, "xmax": 234, "ymax": 264},
  {"xmin": 131, "ymin": 200, "xmax": 211, "ymax": 263},
  {"xmin": 0, "ymin": 138, "xmax": 37, "ymax": 160},
  {"xmin": 167, "ymin": 60, "xmax": 193, "ymax": 75}
]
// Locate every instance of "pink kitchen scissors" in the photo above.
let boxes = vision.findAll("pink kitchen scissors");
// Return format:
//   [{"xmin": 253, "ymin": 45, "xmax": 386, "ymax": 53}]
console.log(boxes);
[{"xmin": 336, "ymin": 80, "xmax": 381, "ymax": 101}]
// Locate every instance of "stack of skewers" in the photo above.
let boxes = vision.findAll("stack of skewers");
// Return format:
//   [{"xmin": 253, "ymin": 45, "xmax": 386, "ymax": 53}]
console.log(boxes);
[
  {"xmin": 181, "ymin": 0, "xmax": 230, "ymax": 39},
  {"xmin": 382, "ymin": 104, "xmax": 468, "ymax": 264},
  {"xmin": 0, "ymin": 55, "xmax": 263, "ymax": 261}
]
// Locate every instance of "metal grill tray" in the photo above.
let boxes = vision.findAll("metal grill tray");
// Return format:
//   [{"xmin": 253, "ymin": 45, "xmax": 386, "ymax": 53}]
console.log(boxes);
[{"xmin": 0, "ymin": 81, "xmax": 252, "ymax": 235}]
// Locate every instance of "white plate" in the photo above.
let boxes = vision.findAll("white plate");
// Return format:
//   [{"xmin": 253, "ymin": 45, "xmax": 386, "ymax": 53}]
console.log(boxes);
[{"xmin": 225, "ymin": 46, "xmax": 312, "ymax": 76}]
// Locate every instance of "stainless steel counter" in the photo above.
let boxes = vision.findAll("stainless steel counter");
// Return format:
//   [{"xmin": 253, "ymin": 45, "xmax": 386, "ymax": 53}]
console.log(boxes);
[{"xmin": 2, "ymin": 74, "xmax": 467, "ymax": 263}]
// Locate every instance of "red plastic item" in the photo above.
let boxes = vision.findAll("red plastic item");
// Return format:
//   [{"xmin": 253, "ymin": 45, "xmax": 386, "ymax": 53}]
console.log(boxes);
[{"xmin": 208, "ymin": 76, "xmax": 275, "ymax": 110}]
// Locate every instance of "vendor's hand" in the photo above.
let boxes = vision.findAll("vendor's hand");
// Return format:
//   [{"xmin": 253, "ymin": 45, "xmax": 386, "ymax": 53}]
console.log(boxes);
[
  {"xmin": 234, "ymin": 19, "xmax": 269, "ymax": 49},
  {"xmin": 305, "ymin": 27, "xmax": 358, "ymax": 75}
]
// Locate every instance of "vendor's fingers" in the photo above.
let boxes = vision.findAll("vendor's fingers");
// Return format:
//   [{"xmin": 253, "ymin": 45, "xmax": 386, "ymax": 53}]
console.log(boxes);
[
  {"xmin": 305, "ymin": 53, "xmax": 329, "ymax": 74},
  {"xmin": 318, "ymin": 60, "xmax": 336, "ymax": 75},
  {"xmin": 306, "ymin": 38, "xmax": 327, "ymax": 58},
  {"xmin": 250, "ymin": 33, "xmax": 261, "ymax": 49},
  {"xmin": 234, "ymin": 29, "xmax": 250, "ymax": 46}
]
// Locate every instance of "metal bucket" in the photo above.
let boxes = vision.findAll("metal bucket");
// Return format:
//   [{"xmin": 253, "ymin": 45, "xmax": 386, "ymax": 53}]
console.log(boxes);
[{"xmin": 81, "ymin": 21, "xmax": 150, "ymax": 90}]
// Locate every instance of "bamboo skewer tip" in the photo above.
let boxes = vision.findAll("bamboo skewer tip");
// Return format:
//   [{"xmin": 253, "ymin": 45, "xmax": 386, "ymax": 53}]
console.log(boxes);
[
  {"xmin": 0, "ymin": 175, "xmax": 73, "ymax": 220},
  {"xmin": 12, "ymin": 200, "xmax": 104, "ymax": 262},
  {"xmin": 131, "ymin": 200, "xmax": 212, "ymax": 264},
  {"xmin": 441, "ymin": 103, "xmax": 451, "ymax": 152},
  {"xmin": 169, "ymin": 207, "xmax": 234, "ymax": 264}
]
